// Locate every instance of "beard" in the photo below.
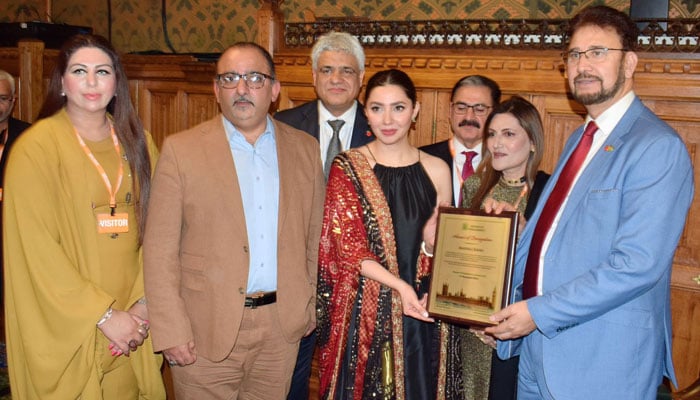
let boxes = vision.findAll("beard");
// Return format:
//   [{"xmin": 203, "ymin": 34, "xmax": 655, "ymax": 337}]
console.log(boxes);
[{"xmin": 572, "ymin": 63, "xmax": 626, "ymax": 106}]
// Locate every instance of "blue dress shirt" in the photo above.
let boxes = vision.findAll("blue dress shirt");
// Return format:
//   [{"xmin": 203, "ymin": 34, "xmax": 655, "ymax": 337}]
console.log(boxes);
[{"xmin": 223, "ymin": 116, "xmax": 280, "ymax": 293}]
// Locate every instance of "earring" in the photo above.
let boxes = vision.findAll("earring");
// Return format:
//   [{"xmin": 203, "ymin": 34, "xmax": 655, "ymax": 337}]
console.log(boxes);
[
  {"xmin": 411, "ymin": 116, "xmax": 417, "ymax": 123},
  {"xmin": 60, "ymin": 92, "xmax": 66, "ymax": 97}
]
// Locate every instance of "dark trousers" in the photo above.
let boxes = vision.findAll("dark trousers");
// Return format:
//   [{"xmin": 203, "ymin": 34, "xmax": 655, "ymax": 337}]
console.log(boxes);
[
  {"xmin": 286, "ymin": 331, "xmax": 317, "ymax": 400},
  {"xmin": 488, "ymin": 351, "xmax": 519, "ymax": 400}
]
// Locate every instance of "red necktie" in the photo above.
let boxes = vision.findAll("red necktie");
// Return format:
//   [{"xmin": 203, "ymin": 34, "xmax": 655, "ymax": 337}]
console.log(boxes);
[
  {"xmin": 522, "ymin": 121, "xmax": 598, "ymax": 299},
  {"xmin": 461, "ymin": 151, "xmax": 477, "ymax": 181},
  {"xmin": 458, "ymin": 151, "xmax": 477, "ymax": 205}
]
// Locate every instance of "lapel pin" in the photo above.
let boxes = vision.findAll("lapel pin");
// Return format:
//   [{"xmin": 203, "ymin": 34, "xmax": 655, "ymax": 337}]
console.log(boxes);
[{"xmin": 604, "ymin": 145, "xmax": 614, "ymax": 152}]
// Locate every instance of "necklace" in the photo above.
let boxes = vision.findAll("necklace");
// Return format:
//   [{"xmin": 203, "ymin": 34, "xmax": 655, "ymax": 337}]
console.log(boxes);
[
  {"xmin": 500, "ymin": 176, "xmax": 526, "ymax": 186},
  {"xmin": 487, "ymin": 180, "xmax": 529, "ymax": 211}
]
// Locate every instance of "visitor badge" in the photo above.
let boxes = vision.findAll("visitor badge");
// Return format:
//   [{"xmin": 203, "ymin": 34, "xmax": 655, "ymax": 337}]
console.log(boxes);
[{"xmin": 97, "ymin": 212, "xmax": 129, "ymax": 233}]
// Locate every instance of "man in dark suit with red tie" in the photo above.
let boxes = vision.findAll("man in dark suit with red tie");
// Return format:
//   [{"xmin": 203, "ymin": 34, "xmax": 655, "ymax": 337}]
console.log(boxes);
[
  {"xmin": 420, "ymin": 75, "xmax": 501, "ymax": 206},
  {"xmin": 274, "ymin": 31, "xmax": 373, "ymax": 400}
]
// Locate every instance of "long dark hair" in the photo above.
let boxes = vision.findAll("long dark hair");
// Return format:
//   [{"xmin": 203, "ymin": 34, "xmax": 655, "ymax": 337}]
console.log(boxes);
[
  {"xmin": 38, "ymin": 34, "xmax": 152, "ymax": 243},
  {"xmin": 470, "ymin": 95, "xmax": 544, "ymax": 209}
]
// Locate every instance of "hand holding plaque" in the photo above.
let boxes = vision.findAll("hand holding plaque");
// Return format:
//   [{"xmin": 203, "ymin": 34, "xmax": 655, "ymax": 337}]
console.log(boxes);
[{"xmin": 426, "ymin": 206, "xmax": 518, "ymax": 327}]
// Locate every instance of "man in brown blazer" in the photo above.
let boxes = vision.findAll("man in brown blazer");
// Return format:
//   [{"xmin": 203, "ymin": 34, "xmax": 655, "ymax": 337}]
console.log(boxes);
[{"xmin": 144, "ymin": 42, "xmax": 325, "ymax": 399}]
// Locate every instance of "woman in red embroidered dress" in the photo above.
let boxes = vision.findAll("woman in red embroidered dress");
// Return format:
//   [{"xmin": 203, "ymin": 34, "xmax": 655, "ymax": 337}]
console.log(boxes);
[{"xmin": 317, "ymin": 69, "xmax": 451, "ymax": 400}]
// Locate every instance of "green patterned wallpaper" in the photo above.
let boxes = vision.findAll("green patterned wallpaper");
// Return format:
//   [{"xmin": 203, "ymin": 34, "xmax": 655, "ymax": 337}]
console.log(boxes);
[{"xmin": 2, "ymin": 1, "xmax": 698, "ymax": 53}]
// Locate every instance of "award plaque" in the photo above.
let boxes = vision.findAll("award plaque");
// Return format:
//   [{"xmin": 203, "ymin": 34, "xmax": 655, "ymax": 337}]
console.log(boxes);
[{"xmin": 427, "ymin": 206, "xmax": 518, "ymax": 327}]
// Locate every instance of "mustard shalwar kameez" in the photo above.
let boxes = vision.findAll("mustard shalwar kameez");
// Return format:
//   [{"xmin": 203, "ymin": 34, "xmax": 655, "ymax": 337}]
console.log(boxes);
[{"xmin": 3, "ymin": 109, "xmax": 165, "ymax": 399}]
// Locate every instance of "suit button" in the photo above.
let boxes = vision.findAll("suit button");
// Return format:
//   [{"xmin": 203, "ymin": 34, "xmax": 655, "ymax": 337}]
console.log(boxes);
[
  {"xmin": 239, "ymin": 287, "xmax": 244, "ymax": 294},
  {"xmin": 243, "ymin": 245, "xmax": 249, "ymax": 253}
]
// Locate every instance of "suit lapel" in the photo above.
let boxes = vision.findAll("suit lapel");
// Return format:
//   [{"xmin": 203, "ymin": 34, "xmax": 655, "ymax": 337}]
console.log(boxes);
[
  {"xmin": 301, "ymin": 101, "xmax": 321, "ymax": 141},
  {"xmin": 350, "ymin": 100, "xmax": 371, "ymax": 148},
  {"xmin": 553, "ymin": 99, "xmax": 642, "ymax": 230},
  {"xmin": 200, "ymin": 117, "xmax": 248, "ymax": 238},
  {"xmin": 274, "ymin": 120, "xmax": 291, "ymax": 236}
]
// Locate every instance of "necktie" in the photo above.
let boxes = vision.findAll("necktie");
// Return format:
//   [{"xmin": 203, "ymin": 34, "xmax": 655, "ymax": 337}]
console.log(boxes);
[
  {"xmin": 324, "ymin": 119, "xmax": 345, "ymax": 178},
  {"xmin": 458, "ymin": 151, "xmax": 477, "ymax": 205},
  {"xmin": 522, "ymin": 121, "xmax": 598, "ymax": 299},
  {"xmin": 461, "ymin": 151, "xmax": 477, "ymax": 181}
]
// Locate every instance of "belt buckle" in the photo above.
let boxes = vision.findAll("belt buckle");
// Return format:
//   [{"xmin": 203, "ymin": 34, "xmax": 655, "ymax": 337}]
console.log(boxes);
[{"xmin": 247, "ymin": 291, "xmax": 265, "ymax": 309}]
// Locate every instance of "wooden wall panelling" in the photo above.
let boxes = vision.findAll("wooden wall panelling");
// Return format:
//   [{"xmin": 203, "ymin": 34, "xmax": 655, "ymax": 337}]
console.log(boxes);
[
  {"xmin": 412, "ymin": 89, "xmax": 437, "ymax": 148},
  {"xmin": 670, "ymin": 288, "xmax": 700, "ymax": 390},
  {"xmin": 16, "ymin": 40, "xmax": 46, "ymax": 122},
  {"xmin": 535, "ymin": 94, "xmax": 586, "ymax": 173},
  {"xmin": 137, "ymin": 81, "xmax": 180, "ymax": 149},
  {"xmin": 275, "ymin": 84, "xmax": 316, "ymax": 112},
  {"xmin": 657, "ymin": 101, "xmax": 700, "ymax": 387},
  {"xmin": 136, "ymin": 80, "xmax": 219, "ymax": 148},
  {"xmin": 186, "ymin": 89, "xmax": 220, "ymax": 131}
]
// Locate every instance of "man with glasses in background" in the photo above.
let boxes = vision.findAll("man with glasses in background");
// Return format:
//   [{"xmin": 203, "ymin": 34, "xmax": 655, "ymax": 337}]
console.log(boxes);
[
  {"xmin": 0, "ymin": 70, "xmax": 30, "ymax": 201},
  {"xmin": 421, "ymin": 75, "xmax": 501, "ymax": 206},
  {"xmin": 486, "ymin": 6, "xmax": 693, "ymax": 399},
  {"xmin": 0, "ymin": 69, "xmax": 30, "ymax": 343},
  {"xmin": 144, "ymin": 42, "xmax": 325, "ymax": 399},
  {"xmin": 274, "ymin": 31, "xmax": 373, "ymax": 400}
]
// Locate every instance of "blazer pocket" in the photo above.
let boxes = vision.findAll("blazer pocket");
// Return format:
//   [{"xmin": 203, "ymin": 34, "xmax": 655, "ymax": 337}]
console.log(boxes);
[
  {"xmin": 599, "ymin": 306, "xmax": 652, "ymax": 329},
  {"xmin": 181, "ymin": 252, "xmax": 206, "ymax": 291}
]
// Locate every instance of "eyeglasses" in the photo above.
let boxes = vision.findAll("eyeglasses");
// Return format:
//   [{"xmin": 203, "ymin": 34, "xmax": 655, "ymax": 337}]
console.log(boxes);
[
  {"xmin": 562, "ymin": 47, "xmax": 627, "ymax": 64},
  {"xmin": 215, "ymin": 72, "xmax": 274, "ymax": 89},
  {"xmin": 0, "ymin": 95, "xmax": 15, "ymax": 104},
  {"xmin": 452, "ymin": 102, "xmax": 491, "ymax": 117},
  {"xmin": 317, "ymin": 66, "xmax": 357, "ymax": 78}
]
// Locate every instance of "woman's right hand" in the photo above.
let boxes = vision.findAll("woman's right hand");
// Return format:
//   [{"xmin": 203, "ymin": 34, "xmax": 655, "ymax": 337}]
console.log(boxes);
[
  {"xmin": 98, "ymin": 309, "xmax": 148, "ymax": 356},
  {"xmin": 397, "ymin": 282, "xmax": 434, "ymax": 323}
]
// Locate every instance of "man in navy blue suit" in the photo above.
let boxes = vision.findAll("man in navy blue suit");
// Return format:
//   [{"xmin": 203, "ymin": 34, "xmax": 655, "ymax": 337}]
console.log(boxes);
[
  {"xmin": 274, "ymin": 31, "xmax": 373, "ymax": 400},
  {"xmin": 487, "ymin": 6, "xmax": 694, "ymax": 399}
]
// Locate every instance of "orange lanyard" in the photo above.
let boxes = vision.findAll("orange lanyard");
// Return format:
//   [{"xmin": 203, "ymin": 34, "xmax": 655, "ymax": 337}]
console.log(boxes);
[
  {"xmin": 74, "ymin": 123, "xmax": 124, "ymax": 215},
  {"xmin": 0, "ymin": 127, "xmax": 9, "ymax": 161}
]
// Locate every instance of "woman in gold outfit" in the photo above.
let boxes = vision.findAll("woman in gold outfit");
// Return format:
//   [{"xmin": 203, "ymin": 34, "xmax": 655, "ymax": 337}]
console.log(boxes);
[
  {"xmin": 440, "ymin": 95, "xmax": 549, "ymax": 400},
  {"xmin": 3, "ymin": 34, "xmax": 164, "ymax": 399}
]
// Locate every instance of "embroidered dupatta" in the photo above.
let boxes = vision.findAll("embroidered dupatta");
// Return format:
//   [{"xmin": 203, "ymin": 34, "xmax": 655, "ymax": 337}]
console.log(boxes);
[{"xmin": 317, "ymin": 149, "xmax": 408, "ymax": 400}]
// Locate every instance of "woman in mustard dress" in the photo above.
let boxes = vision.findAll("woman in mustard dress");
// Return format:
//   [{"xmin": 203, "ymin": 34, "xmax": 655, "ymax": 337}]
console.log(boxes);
[{"xmin": 3, "ymin": 34, "xmax": 164, "ymax": 399}]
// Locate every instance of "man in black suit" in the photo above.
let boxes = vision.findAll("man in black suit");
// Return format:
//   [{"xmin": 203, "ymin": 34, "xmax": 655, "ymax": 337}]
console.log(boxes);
[
  {"xmin": 420, "ymin": 75, "xmax": 501, "ymax": 205},
  {"xmin": 0, "ymin": 70, "xmax": 30, "ymax": 197},
  {"xmin": 274, "ymin": 32, "xmax": 372, "ymax": 400},
  {"xmin": 0, "ymin": 69, "xmax": 30, "ymax": 338}
]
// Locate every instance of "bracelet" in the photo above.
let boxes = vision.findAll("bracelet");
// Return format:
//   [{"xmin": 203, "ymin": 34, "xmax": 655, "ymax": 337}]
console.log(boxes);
[
  {"xmin": 96, "ymin": 307, "xmax": 113, "ymax": 326},
  {"xmin": 136, "ymin": 297, "xmax": 147, "ymax": 305},
  {"xmin": 420, "ymin": 241, "xmax": 434, "ymax": 257}
]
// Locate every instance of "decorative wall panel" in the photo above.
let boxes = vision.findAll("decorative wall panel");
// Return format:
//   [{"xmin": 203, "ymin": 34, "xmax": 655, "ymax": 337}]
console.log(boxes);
[{"xmin": 2, "ymin": 1, "xmax": 698, "ymax": 54}]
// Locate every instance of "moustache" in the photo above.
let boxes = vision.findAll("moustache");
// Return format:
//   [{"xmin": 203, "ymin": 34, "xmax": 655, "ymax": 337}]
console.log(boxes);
[
  {"xmin": 458, "ymin": 119, "xmax": 480, "ymax": 129},
  {"xmin": 574, "ymin": 73, "xmax": 602, "ymax": 84},
  {"xmin": 233, "ymin": 96, "xmax": 253, "ymax": 105}
]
